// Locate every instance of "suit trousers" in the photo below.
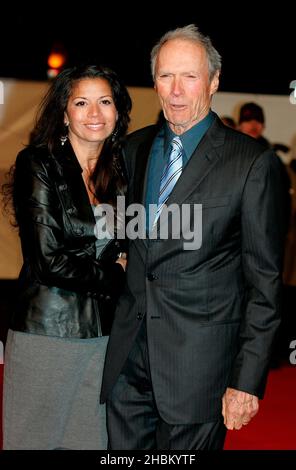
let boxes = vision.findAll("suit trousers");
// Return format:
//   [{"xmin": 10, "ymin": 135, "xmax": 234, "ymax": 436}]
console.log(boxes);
[{"xmin": 106, "ymin": 321, "xmax": 227, "ymax": 450}]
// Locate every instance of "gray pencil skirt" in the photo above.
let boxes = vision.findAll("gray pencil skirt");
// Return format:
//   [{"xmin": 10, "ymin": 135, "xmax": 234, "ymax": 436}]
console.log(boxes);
[{"xmin": 3, "ymin": 329, "xmax": 109, "ymax": 450}]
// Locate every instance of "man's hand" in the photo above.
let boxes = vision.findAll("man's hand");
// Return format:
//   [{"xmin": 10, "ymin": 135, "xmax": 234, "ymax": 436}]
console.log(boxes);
[{"xmin": 222, "ymin": 387, "xmax": 259, "ymax": 430}]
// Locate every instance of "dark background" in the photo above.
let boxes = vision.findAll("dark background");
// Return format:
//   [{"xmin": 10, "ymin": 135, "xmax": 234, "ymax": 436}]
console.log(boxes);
[{"xmin": 0, "ymin": 5, "xmax": 293, "ymax": 95}]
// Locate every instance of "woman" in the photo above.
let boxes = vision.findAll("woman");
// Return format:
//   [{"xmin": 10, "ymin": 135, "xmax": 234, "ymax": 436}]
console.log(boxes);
[{"xmin": 1, "ymin": 65, "xmax": 131, "ymax": 449}]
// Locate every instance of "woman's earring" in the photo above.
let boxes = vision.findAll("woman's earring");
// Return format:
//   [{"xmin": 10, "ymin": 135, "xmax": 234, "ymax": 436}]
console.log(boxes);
[
  {"xmin": 60, "ymin": 135, "xmax": 68, "ymax": 146},
  {"xmin": 60, "ymin": 122, "xmax": 69, "ymax": 146}
]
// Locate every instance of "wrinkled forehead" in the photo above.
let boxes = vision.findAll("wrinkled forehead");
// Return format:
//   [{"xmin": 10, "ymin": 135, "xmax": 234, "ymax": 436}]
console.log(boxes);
[{"xmin": 156, "ymin": 39, "xmax": 208, "ymax": 73}]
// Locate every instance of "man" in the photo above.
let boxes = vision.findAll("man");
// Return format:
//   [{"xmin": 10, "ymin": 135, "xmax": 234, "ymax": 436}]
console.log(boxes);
[
  {"xmin": 238, "ymin": 101, "xmax": 291, "ymax": 236},
  {"xmin": 101, "ymin": 24, "xmax": 284, "ymax": 450},
  {"xmin": 238, "ymin": 101, "xmax": 270, "ymax": 147}
]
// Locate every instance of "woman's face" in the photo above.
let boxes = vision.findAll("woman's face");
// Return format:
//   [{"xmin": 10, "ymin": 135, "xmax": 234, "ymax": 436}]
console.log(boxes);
[{"xmin": 64, "ymin": 77, "xmax": 118, "ymax": 146}]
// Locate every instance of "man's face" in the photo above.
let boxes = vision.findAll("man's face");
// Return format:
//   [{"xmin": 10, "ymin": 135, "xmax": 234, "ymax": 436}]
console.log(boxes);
[
  {"xmin": 239, "ymin": 120, "xmax": 265, "ymax": 139},
  {"xmin": 154, "ymin": 38, "xmax": 219, "ymax": 134}
]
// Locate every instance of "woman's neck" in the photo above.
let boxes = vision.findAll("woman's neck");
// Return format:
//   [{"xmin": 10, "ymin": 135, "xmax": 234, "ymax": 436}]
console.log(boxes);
[
  {"xmin": 68, "ymin": 136, "xmax": 103, "ymax": 205},
  {"xmin": 69, "ymin": 136, "xmax": 103, "ymax": 174}
]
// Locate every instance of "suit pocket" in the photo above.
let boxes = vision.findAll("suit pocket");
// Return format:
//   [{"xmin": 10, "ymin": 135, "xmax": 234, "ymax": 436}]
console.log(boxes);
[{"xmin": 200, "ymin": 196, "xmax": 230, "ymax": 209}]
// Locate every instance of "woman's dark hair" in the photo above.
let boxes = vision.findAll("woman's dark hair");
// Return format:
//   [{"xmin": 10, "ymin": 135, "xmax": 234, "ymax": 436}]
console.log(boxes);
[
  {"xmin": 2, "ymin": 64, "xmax": 132, "ymax": 222},
  {"xmin": 32, "ymin": 64, "xmax": 132, "ymax": 205}
]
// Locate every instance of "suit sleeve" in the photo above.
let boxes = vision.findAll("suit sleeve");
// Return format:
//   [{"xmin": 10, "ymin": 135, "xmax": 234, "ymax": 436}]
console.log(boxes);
[
  {"xmin": 228, "ymin": 149, "xmax": 285, "ymax": 398},
  {"xmin": 15, "ymin": 150, "xmax": 124, "ymax": 294}
]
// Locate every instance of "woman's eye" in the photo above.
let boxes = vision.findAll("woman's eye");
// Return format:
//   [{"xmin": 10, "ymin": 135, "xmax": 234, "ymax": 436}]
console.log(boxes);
[
  {"xmin": 101, "ymin": 99, "xmax": 112, "ymax": 105},
  {"xmin": 75, "ymin": 100, "xmax": 86, "ymax": 106}
]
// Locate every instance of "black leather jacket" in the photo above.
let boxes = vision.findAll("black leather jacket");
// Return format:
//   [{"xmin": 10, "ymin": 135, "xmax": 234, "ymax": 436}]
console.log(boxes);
[{"xmin": 11, "ymin": 141, "xmax": 125, "ymax": 338}]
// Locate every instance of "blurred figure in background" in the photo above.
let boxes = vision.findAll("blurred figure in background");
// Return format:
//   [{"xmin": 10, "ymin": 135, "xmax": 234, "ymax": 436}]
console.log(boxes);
[
  {"xmin": 238, "ymin": 102, "xmax": 270, "ymax": 148},
  {"xmin": 239, "ymin": 101, "xmax": 291, "ymax": 236},
  {"xmin": 221, "ymin": 115, "xmax": 236, "ymax": 129},
  {"xmin": 273, "ymin": 143, "xmax": 292, "ymax": 166},
  {"xmin": 280, "ymin": 148, "xmax": 296, "ymax": 365}
]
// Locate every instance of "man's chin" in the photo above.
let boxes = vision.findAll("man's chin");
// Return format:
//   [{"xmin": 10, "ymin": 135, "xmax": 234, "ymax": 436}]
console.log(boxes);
[
  {"xmin": 168, "ymin": 120, "xmax": 196, "ymax": 133},
  {"xmin": 167, "ymin": 118, "xmax": 188, "ymax": 128}
]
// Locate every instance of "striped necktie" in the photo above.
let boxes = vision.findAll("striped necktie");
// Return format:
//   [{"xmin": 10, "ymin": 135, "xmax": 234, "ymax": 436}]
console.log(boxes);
[{"xmin": 155, "ymin": 136, "xmax": 183, "ymax": 223}]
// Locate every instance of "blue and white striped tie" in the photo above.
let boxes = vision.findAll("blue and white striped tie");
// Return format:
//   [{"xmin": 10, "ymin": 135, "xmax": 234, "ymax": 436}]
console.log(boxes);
[{"xmin": 155, "ymin": 136, "xmax": 183, "ymax": 223}]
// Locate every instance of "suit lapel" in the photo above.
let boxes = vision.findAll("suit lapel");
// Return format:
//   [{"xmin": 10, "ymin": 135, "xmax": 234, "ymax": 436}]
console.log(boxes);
[
  {"xmin": 133, "ymin": 129, "xmax": 159, "ymax": 205},
  {"xmin": 134, "ymin": 141, "xmax": 151, "ymax": 205},
  {"xmin": 164, "ymin": 117, "xmax": 226, "ymax": 207},
  {"xmin": 130, "ymin": 127, "xmax": 159, "ymax": 250}
]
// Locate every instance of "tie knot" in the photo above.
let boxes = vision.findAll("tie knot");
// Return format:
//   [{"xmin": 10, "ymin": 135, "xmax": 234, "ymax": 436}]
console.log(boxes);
[{"xmin": 171, "ymin": 136, "xmax": 182, "ymax": 152}]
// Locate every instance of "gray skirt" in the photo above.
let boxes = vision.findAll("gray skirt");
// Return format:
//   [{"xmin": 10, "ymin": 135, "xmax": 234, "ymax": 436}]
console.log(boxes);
[{"xmin": 3, "ymin": 329, "xmax": 108, "ymax": 450}]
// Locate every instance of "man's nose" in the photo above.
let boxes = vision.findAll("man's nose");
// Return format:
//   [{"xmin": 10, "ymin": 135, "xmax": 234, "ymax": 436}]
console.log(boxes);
[{"xmin": 171, "ymin": 78, "xmax": 183, "ymax": 96}]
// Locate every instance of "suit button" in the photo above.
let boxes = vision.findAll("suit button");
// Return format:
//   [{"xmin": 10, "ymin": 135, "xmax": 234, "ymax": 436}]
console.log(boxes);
[
  {"xmin": 137, "ymin": 312, "xmax": 143, "ymax": 320},
  {"xmin": 147, "ymin": 272, "xmax": 158, "ymax": 281},
  {"xmin": 67, "ymin": 207, "xmax": 75, "ymax": 214},
  {"xmin": 105, "ymin": 295, "xmax": 111, "ymax": 301},
  {"xmin": 58, "ymin": 184, "xmax": 67, "ymax": 191},
  {"xmin": 99, "ymin": 293, "xmax": 105, "ymax": 299}
]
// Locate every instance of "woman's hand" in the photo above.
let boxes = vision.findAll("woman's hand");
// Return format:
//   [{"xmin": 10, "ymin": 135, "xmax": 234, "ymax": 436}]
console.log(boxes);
[{"xmin": 116, "ymin": 252, "xmax": 127, "ymax": 271}]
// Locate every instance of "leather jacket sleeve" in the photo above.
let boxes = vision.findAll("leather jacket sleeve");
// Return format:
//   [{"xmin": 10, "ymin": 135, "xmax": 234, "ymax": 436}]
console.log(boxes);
[{"xmin": 14, "ymin": 148, "xmax": 124, "ymax": 294}]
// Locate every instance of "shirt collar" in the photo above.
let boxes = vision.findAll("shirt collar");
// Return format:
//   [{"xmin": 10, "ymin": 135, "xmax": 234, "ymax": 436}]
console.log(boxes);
[{"xmin": 164, "ymin": 110, "xmax": 215, "ymax": 162}]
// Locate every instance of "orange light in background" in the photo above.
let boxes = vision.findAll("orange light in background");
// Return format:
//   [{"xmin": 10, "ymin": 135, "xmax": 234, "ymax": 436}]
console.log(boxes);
[
  {"xmin": 47, "ymin": 45, "xmax": 67, "ymax": 79},
  {"xmin": 47, "ymin": 52, "xmax": 66, "ymax": 69}
]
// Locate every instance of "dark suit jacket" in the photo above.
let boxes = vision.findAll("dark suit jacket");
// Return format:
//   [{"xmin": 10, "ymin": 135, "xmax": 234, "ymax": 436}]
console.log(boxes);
[{"xmin": 101, "ymin": 115, "xmax": 284, "ymax": 424}]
